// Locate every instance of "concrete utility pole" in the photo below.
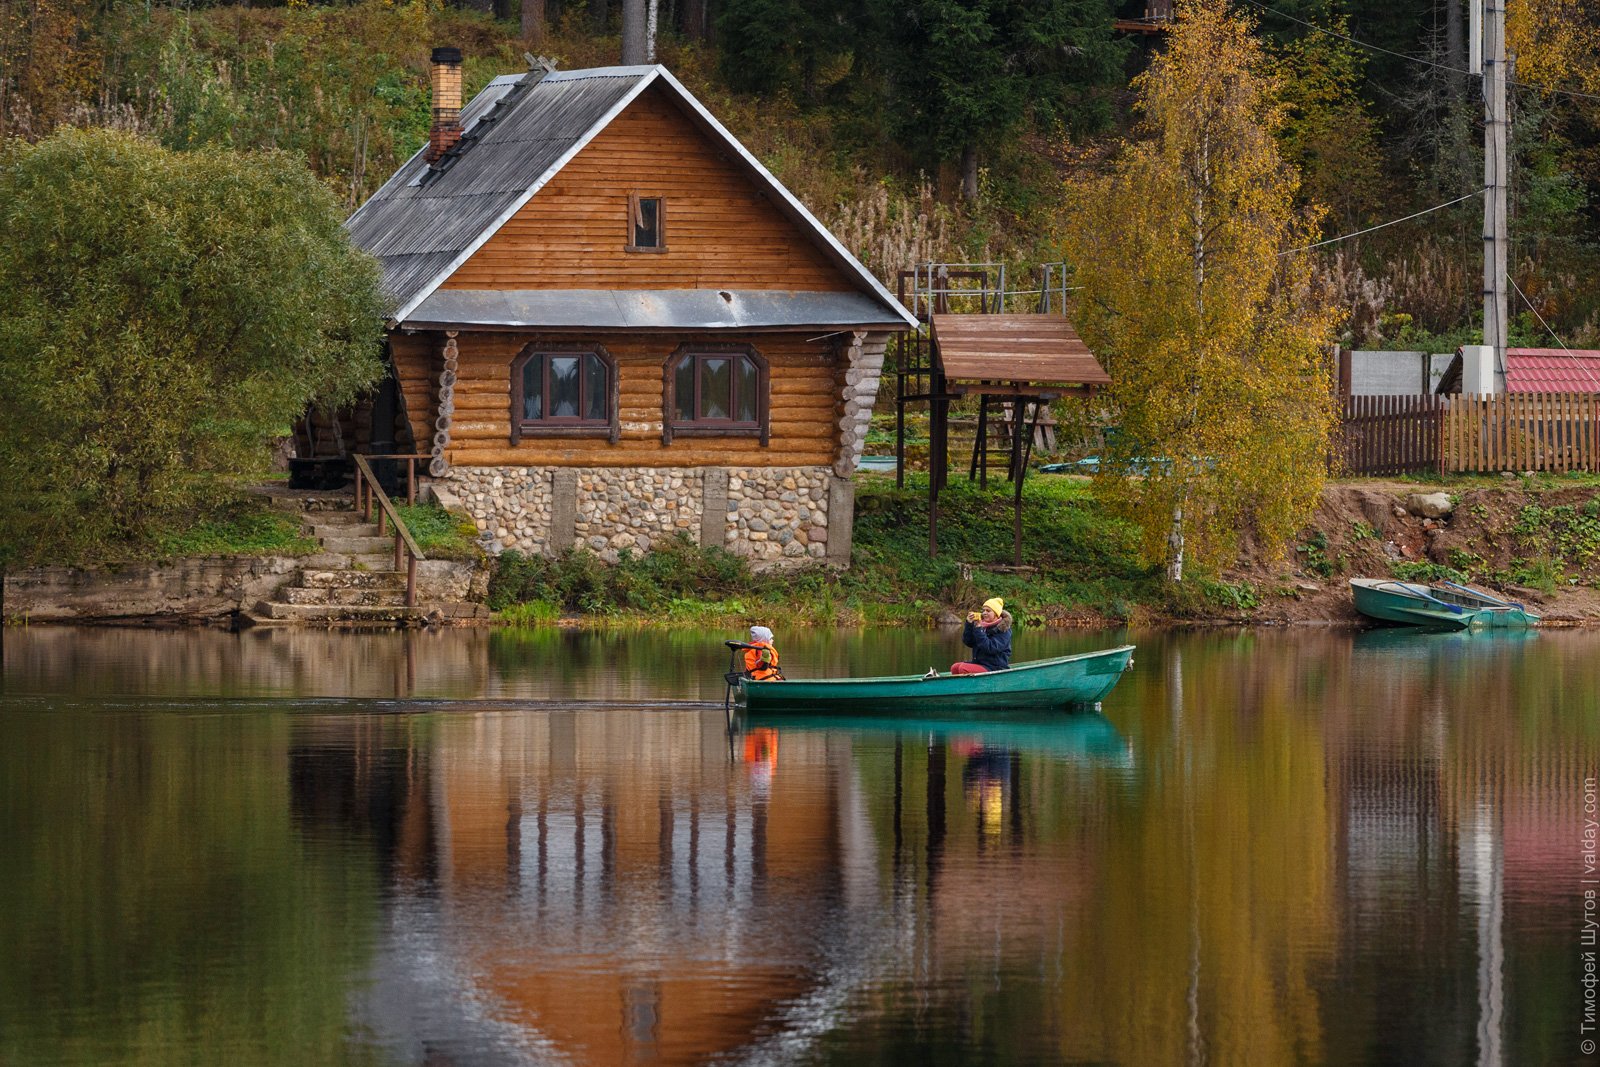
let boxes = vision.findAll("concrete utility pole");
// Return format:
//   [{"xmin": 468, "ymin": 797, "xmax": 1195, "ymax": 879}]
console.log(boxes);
[{"xmin": 1483, "ymin": 0, "xmax": 1509, "ymax": 359}]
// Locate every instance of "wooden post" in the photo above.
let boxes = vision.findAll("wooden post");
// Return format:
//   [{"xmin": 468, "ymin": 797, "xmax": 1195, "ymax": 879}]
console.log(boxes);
[
  {"xmin": 406, "ymin": 553, "xmax": 417, "ymax": 608},
  {"xmin": 973, "ymin": 397, "xmax": 989, "ymax": 487}
]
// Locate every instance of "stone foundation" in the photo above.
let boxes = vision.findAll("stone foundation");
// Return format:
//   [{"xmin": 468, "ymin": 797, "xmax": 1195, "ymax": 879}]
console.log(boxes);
[{"xmin": 440, "ymin": 465, "xmax": 851, "ymax": 569}]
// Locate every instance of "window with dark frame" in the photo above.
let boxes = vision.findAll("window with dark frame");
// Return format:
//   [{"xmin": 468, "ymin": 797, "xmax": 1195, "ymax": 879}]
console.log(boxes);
[
  {"xmin": 627, "ymin": 193, "xmax": 665, "ymax": 252},
  {"xmin": 663, "ymin": 345, "xmax": 768, "ymax": 445},
  {"xmin": 510, "ymin": 345, "xmax": 618, "ymax": 444}
]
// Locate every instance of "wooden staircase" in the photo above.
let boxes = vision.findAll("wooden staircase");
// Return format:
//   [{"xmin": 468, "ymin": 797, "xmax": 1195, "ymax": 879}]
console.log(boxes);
[{"xmin": 245, "ymin": 488, "xmax": 487, "ymax": 627}]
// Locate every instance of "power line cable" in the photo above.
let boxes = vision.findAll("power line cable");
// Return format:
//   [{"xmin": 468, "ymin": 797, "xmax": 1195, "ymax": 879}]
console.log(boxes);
[
  {"xmin": 1240, "ymin": 0, "xmax": 1600, "ymax": 104},
  {"xmin": 1506, "ymin": 272, "xmax": 1600, "ymax": 391},
  {"xmin": 1279, "ymin": 189, "xmax": 1483, "ymax": 255},
  {"xmin": 1237, "ymin": 0, "xmax": 1474, "ymax": 76}
]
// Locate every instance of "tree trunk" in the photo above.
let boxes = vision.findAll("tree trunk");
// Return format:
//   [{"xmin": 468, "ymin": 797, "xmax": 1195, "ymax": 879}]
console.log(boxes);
[
  {"xmin": 681, "ymin": 0, "xmax": 706, "ymax": 40},
  {"xmin": 622, "ymin": 0, "xmax": 647, "ymax": 63},
  {"xmin": 1166, "ymin": 502, "xmax": 1185, "ymax": 583},
  {"xmin": 646, "ymin": 0, "xmax": 658, "ymax": 61},
  {"xmin": 1445, "ymin": 0, "xmax": 1466, "ymax": 101},
  {"xmin": 960, "ymin": 143, "xmax": 979, "ymax": 203},
  {"xmin": 522, "ymin": 0, "xmax": 547, "ymax": 41}
]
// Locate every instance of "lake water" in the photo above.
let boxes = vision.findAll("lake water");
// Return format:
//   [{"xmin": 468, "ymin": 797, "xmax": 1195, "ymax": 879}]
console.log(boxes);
[{"xmin": 1, "ymin": 624, "xmax": 1595, "ymax": 1066}]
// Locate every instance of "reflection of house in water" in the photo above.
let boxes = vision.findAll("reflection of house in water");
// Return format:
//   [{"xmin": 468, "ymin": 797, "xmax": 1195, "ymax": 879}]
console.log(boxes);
[
  {"xmin": 284, "ymin": 706, "xmax": 1114, "ymax": 1064},
  {"xmin": 293, "ymin": 708, "xmax": 888, "ymax": 1065}
]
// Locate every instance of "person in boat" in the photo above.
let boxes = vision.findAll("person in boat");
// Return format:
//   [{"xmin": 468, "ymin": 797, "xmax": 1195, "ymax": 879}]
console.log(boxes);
[
  {"xmin": 950, "ymin": 598, "xmax": 1013, "ymax": 675},
  {"xmin": 743, "ymin": 625, "xmax": 784, "ymax": 681}
]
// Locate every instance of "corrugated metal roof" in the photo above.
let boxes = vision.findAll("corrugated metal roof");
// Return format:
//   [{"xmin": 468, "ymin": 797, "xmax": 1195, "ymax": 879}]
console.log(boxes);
[
  {"xmin": 931, "ymin": 314, "xmax": 1110, "ymax": 387},
  {"xmin": 405, "ymin": 288, "xmax": 909, "ymax": 330},
  {"xmin": 1505, "ymin": 348, "xmax": 1600, "ymax": 392},
  {"xmin": 345, "ymin": 64, "xmax": 915, "ymax": 330}
]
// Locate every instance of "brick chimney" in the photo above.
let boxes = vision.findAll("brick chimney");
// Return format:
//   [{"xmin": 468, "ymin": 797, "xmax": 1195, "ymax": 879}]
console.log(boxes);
[{"xmin": 426, "ymin": 47, "xmax": 463, "ymax": 164}]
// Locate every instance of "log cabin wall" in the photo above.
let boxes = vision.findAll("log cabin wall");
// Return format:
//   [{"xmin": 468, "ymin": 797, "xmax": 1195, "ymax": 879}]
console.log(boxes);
[
  {"xmin": 390, "ymin": 328, "xmax": 889, "ymax": 569},
  {"xmin": 441, "ymin": 85, "xmax": 850, "ymax": 294}
]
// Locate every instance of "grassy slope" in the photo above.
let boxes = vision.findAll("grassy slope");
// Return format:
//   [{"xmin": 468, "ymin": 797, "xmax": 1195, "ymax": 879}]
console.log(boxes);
[{"xmin": 488, "ymin": 473, "xmax": 1164, "ymax": 628}]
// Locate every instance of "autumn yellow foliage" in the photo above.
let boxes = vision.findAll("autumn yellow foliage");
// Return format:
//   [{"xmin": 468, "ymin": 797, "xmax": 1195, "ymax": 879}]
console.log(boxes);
[{"xmin": 1064, "ymin": 0, "xmax": 1339, "ymax": 582}]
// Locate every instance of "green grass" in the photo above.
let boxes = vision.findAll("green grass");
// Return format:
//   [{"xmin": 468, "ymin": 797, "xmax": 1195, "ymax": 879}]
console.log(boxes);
[
  {"xmin": 154, "ymin": 506, "xmax": 318, "ymax": 558},
  {"xmin": 394, "ymin": 503, "xmax": 482, "ymax": 560},
  {"xmin": 487, "ymin": 472, "xmax": 1164, "ymax": 627}
]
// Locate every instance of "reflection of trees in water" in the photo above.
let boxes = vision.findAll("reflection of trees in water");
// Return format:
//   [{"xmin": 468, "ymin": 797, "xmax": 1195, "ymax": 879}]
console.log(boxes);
[
  {"xmin": 0, "ymin": 708, "xmax": 383, "ymax": 1065},
  {"xmin": 289, "ymin": 716, "xmax": 439, "ymax": 887},
  {"xmin": 0, "ymin": 626, "xmax": 491, "ymax": 699}
]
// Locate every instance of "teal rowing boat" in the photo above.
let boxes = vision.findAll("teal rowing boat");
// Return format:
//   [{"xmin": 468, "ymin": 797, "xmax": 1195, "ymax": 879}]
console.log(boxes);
[
  {"xmin": 735, "ymin": 645, "xmax": 1136, "ymax": 714},
  {"xmin": 1349, "ymin": 578, "xmax": 1541, "ymax": 630}
]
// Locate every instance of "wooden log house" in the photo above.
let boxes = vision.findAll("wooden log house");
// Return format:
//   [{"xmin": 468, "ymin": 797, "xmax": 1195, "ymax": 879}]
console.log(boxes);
[{"xmin": 344, "ymin": 51, "xmax": 916, "ymax": 568}]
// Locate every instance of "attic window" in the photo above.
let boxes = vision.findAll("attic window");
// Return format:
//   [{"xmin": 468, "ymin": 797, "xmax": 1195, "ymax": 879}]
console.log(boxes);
[{"xmin": 628, "ymin": 194, "xmax": 665, "ymax": 252}]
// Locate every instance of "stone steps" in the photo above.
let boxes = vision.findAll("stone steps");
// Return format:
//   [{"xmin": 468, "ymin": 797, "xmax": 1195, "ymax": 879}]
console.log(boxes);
[
  {"xmin": 246, "ymin": 601, "xmax": 489, "ymax": 625},
  {"xmin": 256, "ymin": 601, "xmax": 433, "ymax": 623},
  {"xmin": 245, "ymin": 488, "xmax": 487, "ymax": 629},
  {"xmin": 283, "ymin": 587, "xmax": 409, "ymax": 607},
  {"xmin": 318, "ymin": 535, "xmax": 400, "ymax": 555},
  {"xmin": 299, "ymin": 569, "xmax": 408, "ymax": 590},
  {"xmin": 305, "ymin": 521, "xmax": 382, "ymax": 539}
]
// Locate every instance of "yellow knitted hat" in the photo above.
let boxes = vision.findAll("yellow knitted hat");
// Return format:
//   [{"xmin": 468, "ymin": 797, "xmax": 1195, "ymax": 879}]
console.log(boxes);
[{"xmin": 982, "ymin": 597, "xmax": 1005, "ymax": 615}]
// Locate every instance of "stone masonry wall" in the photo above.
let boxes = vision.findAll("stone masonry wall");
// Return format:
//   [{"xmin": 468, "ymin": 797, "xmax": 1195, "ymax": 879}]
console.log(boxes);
[
  {"xmin": 725, "ymin": 467, "xmax": 831, "ymax": 563},
  {"xmin": 447, "ymin": 467, "xmax": 555, "ymax": 554},
  {"xmin": 440, "ymin": 465, "xmax": 841, "ymax": 569},
  {"xmin": 574, "ymin": 469, "xmax": 703, "ymax": 557}
]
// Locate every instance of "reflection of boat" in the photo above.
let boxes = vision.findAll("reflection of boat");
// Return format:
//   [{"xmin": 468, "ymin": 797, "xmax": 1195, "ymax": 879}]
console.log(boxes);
[
  {"xmin": 1351, "ymin": 626, "xmax": 1538, "ymax": 655},
  {"xmin": 736, "ymin": 646, "xmax": 1136, "ymax": 714},
  {"xmin": 743, "ymin": 711, "xmax": 1132, "ymax": 764},
  {"xmin": 1349, "ymin": 578, "xmax": 1541, "ymax": 630}
]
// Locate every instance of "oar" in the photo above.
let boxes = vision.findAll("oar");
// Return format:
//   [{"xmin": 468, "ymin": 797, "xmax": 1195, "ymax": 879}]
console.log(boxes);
[
  {"xmin": 723, "ymin": 641, "xmax": 757, "ymax": 726},
  {"xmin": 1435, "ymin": 579, "xmax": 1526, "ymax": 611}
]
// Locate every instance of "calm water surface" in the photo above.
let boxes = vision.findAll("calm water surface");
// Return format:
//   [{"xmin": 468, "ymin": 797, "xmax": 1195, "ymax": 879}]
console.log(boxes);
[{"xmin": 1, "ymin": 625, "xmax": 1596, "ymax": 1066}]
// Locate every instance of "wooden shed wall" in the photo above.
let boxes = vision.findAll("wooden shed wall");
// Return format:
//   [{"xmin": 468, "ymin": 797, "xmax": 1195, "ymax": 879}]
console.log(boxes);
[
  {"xmin": 394, "ymin": 331, "xmax": 844, "ymax": 468},
  {"xmin": 441, "ymin": 85, "xmax": 853, "ymax": 294},
  {"xmin": 391, "ymin": 332, "xmax": 439, "ymax": 452}
]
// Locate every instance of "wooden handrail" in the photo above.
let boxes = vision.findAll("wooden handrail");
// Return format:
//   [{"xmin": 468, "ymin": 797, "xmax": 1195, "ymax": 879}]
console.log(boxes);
[
  {"xmin": 351, "ymin": 454, "xmax": 426, "ymax": 608},
  {"xmin": 360, "ymin": 453, "xmax": 431, "ymax": 504}
]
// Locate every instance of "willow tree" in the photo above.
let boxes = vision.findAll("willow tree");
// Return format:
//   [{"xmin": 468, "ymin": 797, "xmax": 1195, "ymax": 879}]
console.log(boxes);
[
  {"xmin": 0, "ymin": 128, "xmax": 386, "ymax": 565},
  {"xmin": 1064, "ymin": 0, "xmax": 1337, "ymax": 583}
]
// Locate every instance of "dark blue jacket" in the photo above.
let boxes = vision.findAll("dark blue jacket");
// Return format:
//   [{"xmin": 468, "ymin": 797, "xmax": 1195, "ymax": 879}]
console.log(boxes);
[{"xmin": 962, "ymin": 614, "xmax": 1013, "ymax": 671}]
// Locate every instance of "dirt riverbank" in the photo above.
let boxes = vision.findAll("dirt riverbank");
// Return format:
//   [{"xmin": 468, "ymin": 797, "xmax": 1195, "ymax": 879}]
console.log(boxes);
[{"xmin": 1209, "ymin": 479, "xmax": 1600, "ymax": 627}]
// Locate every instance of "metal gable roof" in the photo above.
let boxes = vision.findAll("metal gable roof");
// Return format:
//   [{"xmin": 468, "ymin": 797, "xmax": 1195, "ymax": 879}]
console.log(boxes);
[{"xmin": 344, "ymin": 64, "xmax": 915, "ymax": 330}]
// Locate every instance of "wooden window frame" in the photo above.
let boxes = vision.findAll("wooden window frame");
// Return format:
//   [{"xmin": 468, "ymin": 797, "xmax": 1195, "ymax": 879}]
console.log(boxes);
[
  {"xmin": 510, "ymin": 342, "xmax": 620, "ymax": 444},
  {"xmin": 662, "ymin": 343, "xmax": 769, "ymax": 446},
  {"xmin": 626, "ymin": 192, "xmax": 667, "ymax": 253}
]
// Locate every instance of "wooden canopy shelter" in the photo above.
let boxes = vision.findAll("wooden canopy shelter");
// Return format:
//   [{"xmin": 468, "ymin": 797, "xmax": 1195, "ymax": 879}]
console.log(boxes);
[{"xmin": 903, "ymin": 313, "xmax": 1111, "ymax": 564}]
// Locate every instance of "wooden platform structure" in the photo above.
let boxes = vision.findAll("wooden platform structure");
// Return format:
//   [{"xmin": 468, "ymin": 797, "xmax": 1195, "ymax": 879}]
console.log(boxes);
[
  {"xmin": 1114, "ymin": 0, "xmax": 1173, "ymax": 33},
  {"xmin": 892, "ymin": 268, "xmax": 1110, "ymax": 564}
]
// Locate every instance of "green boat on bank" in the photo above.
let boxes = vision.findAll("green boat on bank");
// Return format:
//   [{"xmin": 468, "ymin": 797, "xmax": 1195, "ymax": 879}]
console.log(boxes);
[
  {"xmin": 735, "ymin": 645, "xmax": 1136, "ymax": 715},
  {"xmin": 1349, "ymin": 578, "xmax": 1541, "ymax": 630}
]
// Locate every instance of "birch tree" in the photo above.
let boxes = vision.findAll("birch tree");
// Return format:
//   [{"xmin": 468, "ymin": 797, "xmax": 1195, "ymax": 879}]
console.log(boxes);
[{"xmin": 1064, "ymin": 0, "xmax": 1337, "ymax": 583}]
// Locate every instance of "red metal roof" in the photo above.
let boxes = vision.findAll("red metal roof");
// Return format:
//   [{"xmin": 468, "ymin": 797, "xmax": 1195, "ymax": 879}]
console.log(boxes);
[{"xmin": 1504, "ymin": 348, "xmax": 1600, "ymax": 392}]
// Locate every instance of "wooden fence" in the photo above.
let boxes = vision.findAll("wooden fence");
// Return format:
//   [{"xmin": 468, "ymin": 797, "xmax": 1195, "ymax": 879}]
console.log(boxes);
[
  {"xmin": 1338, "ymin": 392, "xmax": 1600, "ymax": 475},
  {"xmin": 1338, "ymin": 394, "xmax": 1442, "ymax": 475}
]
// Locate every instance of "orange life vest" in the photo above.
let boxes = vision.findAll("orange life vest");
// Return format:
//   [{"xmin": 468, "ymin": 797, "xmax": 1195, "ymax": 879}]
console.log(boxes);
[{"xmin": 743, "ymin": 641, "xmax": 782, "ymax": 681}]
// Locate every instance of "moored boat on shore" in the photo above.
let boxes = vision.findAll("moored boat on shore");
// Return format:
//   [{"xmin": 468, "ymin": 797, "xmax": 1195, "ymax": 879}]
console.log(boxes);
[{"xmin": 1349, "ymin": 578, "xmax": 1541, "ymax": 630}]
